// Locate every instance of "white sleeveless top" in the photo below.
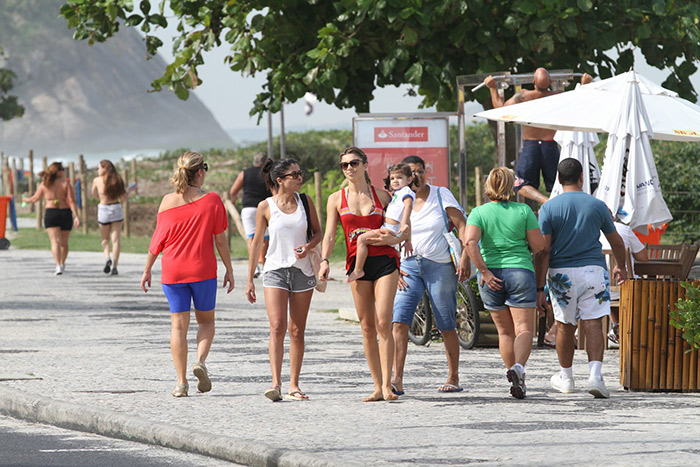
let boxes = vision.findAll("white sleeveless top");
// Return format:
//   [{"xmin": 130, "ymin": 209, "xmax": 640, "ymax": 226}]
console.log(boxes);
[{"xmin": 263, "ymin": 193, "xmax": 313, "ymax": 276}]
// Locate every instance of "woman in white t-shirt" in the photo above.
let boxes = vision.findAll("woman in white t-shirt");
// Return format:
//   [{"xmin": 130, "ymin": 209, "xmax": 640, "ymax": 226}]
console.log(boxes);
[
  {"xmin": 245, "ymin": 158, "xmax": 322, "ymax": 402},
  {"xmin": 347, "ymin": 163, "xmax": 415, "ymax": 282},
  {"xmin": 391, "ymin": 155, "xmax": 471, "ymax": 396}
]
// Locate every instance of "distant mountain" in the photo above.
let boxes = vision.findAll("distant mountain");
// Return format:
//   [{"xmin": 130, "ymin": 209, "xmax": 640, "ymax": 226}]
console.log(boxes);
[{"xmin": 0, "ymin": 0, "xmax": 232, "ymax": 157}]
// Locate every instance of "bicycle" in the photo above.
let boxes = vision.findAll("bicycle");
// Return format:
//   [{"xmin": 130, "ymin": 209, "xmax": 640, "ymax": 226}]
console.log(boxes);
[{"xmin": 408, "ymin": 280, "xmax": 481, "ymax": 349}]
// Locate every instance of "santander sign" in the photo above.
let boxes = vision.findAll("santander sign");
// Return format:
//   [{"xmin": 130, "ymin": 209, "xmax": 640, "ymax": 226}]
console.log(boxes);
[{"xmin": 374, "ymin": 126, "xmax": 429, "ymax": 142}]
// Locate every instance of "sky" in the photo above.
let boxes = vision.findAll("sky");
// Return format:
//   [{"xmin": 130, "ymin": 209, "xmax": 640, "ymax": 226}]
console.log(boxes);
[{"xmin": 143, "ymin": 14, "xmax": 481, "ymax": 141}]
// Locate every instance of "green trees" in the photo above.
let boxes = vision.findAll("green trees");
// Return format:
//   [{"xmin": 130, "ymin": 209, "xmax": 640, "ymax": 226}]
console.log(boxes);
[
  {"xmin": 61, "ymin": 1, "xmax": 700, "ymax": 119},
  {"xmin": 0, "ymin": 47, "xmax": 23, "ymax": 122}
]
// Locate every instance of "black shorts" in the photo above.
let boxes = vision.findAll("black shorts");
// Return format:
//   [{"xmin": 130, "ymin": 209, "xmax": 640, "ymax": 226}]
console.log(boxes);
[
  {"xmin": 348, "ymin": 254, "xmax": 398, "ymax": 282},
  {"xmin": 44, "ymin": 208, "xmax": 73, "ymax": 231}
]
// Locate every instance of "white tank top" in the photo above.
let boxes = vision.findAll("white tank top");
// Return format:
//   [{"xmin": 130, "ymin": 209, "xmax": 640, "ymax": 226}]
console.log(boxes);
[{"xmin": 263, "ymin": 193, "xmax": 313, "ymax": 276}]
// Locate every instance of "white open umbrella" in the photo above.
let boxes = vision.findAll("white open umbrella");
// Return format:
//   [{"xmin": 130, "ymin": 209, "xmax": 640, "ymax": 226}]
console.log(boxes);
[
  {"xmin": 597, "ymin": 72, "xmax": 672, "ymax": 229},
  {"xmin": 474, "ymin": 71, "xmax": 700, "ymax": 142},
  {"xmin": 550, "ymin": 130, "xmax": 600, "ymax": 198}
]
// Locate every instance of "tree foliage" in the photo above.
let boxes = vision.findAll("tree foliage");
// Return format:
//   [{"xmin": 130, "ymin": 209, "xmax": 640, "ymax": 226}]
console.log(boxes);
[
  {"xmin": 60, "ymin": 1, "xmax": 700, "ymax": 120},
  {"xmin": 0, "ymin": 47, "xmax": 24, "ymax": 121}
]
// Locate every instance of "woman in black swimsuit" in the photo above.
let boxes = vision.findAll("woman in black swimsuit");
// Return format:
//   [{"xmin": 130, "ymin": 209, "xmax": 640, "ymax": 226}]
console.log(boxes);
[{"xmin": 23, "ymin": 162, "xmax": 80, "ymax": 275}]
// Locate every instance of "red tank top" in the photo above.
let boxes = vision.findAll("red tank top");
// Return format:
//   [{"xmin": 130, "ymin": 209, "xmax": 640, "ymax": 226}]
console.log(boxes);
[{"xmin": 339, "ymin": 186, "xmax": 400, "ymax": 272}]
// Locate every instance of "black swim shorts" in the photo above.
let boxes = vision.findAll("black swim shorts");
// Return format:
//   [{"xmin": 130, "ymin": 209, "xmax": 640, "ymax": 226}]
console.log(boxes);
[
  {"xmin": 348, "ymin": 254, "xmax": 398, "ymax": 282},
  {"xmin": 44, "ymin": 208, "xmax": 73, "ymax": 231}
]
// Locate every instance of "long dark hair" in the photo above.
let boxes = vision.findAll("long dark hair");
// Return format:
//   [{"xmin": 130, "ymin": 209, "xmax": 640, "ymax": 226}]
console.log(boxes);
[
  {"xmin": 261, "ymin": 158, "xmax": 299, "ymax": 189},
  {"xmin": 100, "ymin": 160, "xmax": 126, "ymax": 199}
]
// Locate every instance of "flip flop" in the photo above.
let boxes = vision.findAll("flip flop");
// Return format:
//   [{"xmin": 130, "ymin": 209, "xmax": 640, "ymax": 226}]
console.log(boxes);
[
  {"xmin": 391, "ymin": 384, "xmax": 404, "ymax": 396},
  {"xmin": 542, "ymin": 339, "xmax": 556, "ymax": 349},
  {"xmin": 264, "ymin": 386, "xmax": 283, "ymax": 402},
  {"xmin": 437, "ymin": 383, "xmax": 463, "ymax": 393},
  {"xmin": 285, "ymin": 390, "xmax": 309, "ymax": 401}
]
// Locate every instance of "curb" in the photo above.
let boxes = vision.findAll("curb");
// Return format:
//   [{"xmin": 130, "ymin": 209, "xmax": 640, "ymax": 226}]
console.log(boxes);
[{"xmin": 0, "ymin": 385, "xmax": 345, "ymax": 467}]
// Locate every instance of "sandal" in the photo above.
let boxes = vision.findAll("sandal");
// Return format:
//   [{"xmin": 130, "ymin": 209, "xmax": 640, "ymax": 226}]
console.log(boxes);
[
  {"xmin": 264, "ymin": 385, "xmax": 283, "ymax": 402},
  {"xmin": 285, "ymin": 390, "xmax": 309, "ymax": 401}
]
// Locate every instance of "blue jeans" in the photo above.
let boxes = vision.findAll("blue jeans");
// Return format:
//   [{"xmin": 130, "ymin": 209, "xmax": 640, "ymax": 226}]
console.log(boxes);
[
  {"xmin": 477, "ymin": 268, "xmax": 536, "ymax": 311},
  {"xmin": 393, "ymin": 256, "xmax": 458, "ymax": 331}
]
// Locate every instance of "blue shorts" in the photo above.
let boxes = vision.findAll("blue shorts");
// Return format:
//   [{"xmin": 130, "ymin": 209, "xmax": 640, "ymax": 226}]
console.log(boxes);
[
  {"xmin": 515, "ymin": 140, "xmax": 560, "ymax": 192},
  {"xmin": 162, "ymin": 278, "xmax": 217, "ymax": 313},
  {"xmin": 393, "ymin": 256, "xmax": 458, "ymax": 331},
  {"xmin": 477, "ymin": 268, "xmax": 537, "ymax": 311}
]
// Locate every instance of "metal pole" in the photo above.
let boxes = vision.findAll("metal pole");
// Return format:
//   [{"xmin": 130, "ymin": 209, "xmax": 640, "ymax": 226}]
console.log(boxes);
[
  {"xmin": 280, "ymin": 103, "xmax": 286, "ymax": 159},
  {"xmin": 267, "ymin": 111, "xmax": 274, "ymax": 159}
]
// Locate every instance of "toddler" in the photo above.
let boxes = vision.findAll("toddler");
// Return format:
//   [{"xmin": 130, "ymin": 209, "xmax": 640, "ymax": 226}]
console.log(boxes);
[{"xmin": 347, "ymin": 163, "xmax": 415, "ymax": 282}]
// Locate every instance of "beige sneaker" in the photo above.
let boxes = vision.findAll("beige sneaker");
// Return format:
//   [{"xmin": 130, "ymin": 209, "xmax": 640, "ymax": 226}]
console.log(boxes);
[
  {"xmin": 172, "ymin": 383, "xmax": 188, "ymax": 397},
  {"xmin": 193, "ymin": 361, "xmax": 211, "ymax": 393}
]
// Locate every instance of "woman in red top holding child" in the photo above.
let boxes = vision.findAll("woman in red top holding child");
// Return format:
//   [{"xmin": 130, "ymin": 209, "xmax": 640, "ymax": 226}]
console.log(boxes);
[
  {"xmin": 318, "ymin": 147, "xmax": 408, "ymax": 401},
  {"xmin": 141, "ymin": 151, "xmax": 234, "ymax": 398}
]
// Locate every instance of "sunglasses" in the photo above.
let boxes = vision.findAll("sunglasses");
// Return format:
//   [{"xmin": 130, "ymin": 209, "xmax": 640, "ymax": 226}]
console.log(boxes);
[
  {"xmin": 412, "ymin": 169, "xmax": 426, "ymax": 175},
  {"xmin": 280, "ymin": 170, "xmax": 305, "ymax": 179},
  {"xmin": 202, "ymin": 163, "xmax": 208, "ymax": 172},
  {"xmin": 340, "ymin": 159, "xmax": 363, "ymax": 170}
]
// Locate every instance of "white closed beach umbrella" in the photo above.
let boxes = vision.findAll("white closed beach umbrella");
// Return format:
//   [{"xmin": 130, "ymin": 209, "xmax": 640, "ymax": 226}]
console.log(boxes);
[
  {"xmin": 596, "ymin": 71, "xmax": 672, "ymax": 230},
  {"xmin": 550, "ymin": 129, "xmax": 600, "ymax": 198}
]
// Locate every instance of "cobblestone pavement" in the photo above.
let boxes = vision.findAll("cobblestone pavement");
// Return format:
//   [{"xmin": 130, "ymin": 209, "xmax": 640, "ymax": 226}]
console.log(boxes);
[{"xmin": 1, "ymin": 249, "xmax": 700, "ymax": 466}]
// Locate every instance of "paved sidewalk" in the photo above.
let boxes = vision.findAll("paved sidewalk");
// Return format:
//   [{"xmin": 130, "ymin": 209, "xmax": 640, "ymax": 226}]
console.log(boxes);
[{"xmin": 1, "ymin": 249, "xmax": 700, "ymax": 466}]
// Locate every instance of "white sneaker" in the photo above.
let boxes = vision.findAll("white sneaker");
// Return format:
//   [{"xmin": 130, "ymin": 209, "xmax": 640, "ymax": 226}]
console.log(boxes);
[
  {"xmin": 550, "ymin": 373, "xmax": 575, "ymax": 394},
  {"xmin": 54, "ymin": 265, "xmax": 62, "ymax": 275},
  {"xmin": 588, "ymin": 377, "xmax": 610, "ymax": 398},
  {"xmin": 60, "ymin": 264, "xmax": 65, "ymax": 273}
]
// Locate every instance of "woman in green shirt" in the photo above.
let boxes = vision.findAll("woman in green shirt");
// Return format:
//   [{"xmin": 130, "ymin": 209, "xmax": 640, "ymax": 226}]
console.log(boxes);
[{"xmin": 465, "ymin": 167, "xmax": 544, "ymax": 399}]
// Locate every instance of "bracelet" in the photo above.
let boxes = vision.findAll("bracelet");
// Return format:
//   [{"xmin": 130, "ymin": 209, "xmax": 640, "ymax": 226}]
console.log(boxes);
[
  {"xmin": 536, "ymin": 287, "xmax": 545, "ymax": 292},
  {"xmin": 321, "ymin": 258, "xmax": 329, "ymax": 264}
]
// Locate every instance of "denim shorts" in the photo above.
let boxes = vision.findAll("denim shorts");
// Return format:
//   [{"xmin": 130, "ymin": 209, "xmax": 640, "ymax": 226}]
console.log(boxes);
[
  {"xmin": 515, "ymin": 140, "xmax": 559, "ymax": 192},
  {"xmin": 393, "ymin": 256, "xmax": 458, "ymax": 331},
  {"xmin": 162, "ymin": 277, "xmax": 217, "ymax": 313},
  {"xmin": 477, "ymin": 268, "xmax": 537, "ymax": 311},
  {"xmin": 263, "ymin": 266, "xmax": 316, "ymax": 293}
]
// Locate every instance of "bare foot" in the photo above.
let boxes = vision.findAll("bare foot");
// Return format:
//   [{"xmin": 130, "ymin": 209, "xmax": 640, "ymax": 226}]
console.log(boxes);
[
  {"xmin": 383, "ymin": 391, "xmax": 399, "ymax": 401},
  {"xmin": 362, "ymin": 390, "xmax": 384, "ymax": 402},
  {"xmin": 346, "ymin": 270, "xmax": 365, "ymax": 283}
]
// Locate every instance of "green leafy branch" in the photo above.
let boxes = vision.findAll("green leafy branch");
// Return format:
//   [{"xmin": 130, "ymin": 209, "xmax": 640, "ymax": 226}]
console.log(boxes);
[{"xmin": 670, "ymin": 281, "xmax": 700, "ymax": 353}]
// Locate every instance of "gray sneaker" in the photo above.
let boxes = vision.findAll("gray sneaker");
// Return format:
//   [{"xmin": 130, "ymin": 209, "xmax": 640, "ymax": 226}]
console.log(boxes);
[
  {"xmin": 172, "ymin": 383, "xmax": 188, "ymax": 397},
  {"xmin": 588, "ymin": 377, "xmax": 610, "ymax": 398},
  {"xmin": 193, "ymin": 361, "xmax": 211, "ymax": 393},
  {"xmin": 506, "ymin": 366, "xmax": 526, "ymax": 399},
  {"xmin": 110, "ymin": 268, "xmax": 118, "ymax": 276}
]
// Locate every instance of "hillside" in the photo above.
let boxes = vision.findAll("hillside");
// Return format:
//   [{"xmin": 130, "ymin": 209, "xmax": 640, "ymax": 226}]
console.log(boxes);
[{"xmin": 0, "ymin": 0, "xmax": 232, "ymax": 157}]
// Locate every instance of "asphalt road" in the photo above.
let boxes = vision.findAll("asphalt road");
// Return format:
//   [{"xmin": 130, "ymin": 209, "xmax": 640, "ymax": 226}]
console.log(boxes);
[{"xmin": 0, "ymin": 416, "xmax": 241, "ymax": 467}]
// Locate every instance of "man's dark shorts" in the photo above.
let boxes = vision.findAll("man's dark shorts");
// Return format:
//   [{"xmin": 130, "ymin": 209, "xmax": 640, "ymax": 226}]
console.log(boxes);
[{"xmin": 514, "ymin": 140, "xmax": 560, "ymax": 193}]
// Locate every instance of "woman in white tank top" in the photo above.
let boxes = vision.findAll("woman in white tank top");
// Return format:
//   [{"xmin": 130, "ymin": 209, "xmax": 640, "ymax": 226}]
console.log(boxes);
[{"xmin": 245, "ymin": 158, "xmax": 322, "ymax": 402}]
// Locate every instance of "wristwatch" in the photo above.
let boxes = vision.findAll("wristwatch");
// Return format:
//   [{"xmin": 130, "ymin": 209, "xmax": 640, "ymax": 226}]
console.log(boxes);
[{"xmin": 321, "ymin": 258, "xmax": 329, "ymax": 264}]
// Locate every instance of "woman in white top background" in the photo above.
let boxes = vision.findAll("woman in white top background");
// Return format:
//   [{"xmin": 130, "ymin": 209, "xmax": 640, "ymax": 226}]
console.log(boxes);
[{"xmin": 245, "ymin": 158, "xmax": 322, "ymax": 402}]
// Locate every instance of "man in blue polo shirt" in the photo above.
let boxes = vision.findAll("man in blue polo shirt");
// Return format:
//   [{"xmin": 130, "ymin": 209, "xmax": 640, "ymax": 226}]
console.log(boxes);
[{"xmin": 536, "ymin": 159, "xmax": 627, "ymax": 398}]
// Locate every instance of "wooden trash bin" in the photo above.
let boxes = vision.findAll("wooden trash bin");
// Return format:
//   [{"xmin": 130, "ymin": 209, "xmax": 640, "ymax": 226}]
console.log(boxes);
[{"xmin": 619, "ymin": 279, "xmax": 700, "ymax": 392}]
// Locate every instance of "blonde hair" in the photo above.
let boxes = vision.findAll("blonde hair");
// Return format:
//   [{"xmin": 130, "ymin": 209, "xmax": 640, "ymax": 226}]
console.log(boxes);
[
  {"xmin": 170, "ymin": 151, "xmax": 205, "ymax": 194},
  {"xmin": 484, "ymin": 167, "xmax": 514, "ymax": 202}
]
